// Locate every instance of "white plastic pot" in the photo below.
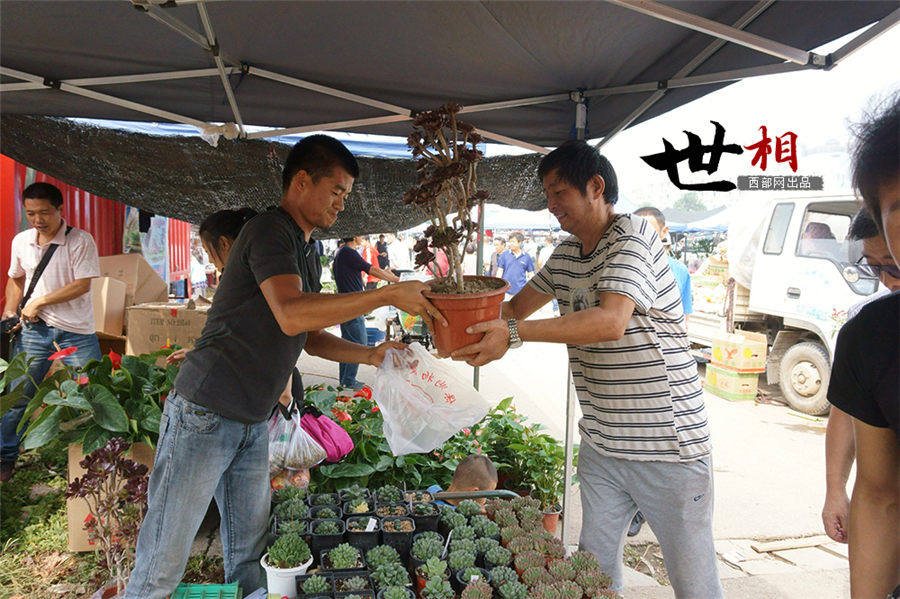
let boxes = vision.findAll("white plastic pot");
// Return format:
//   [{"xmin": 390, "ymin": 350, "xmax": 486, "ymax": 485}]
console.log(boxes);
[{"xmin": 260, "ymin": 553, "xmax": 313, "ymax": 599}]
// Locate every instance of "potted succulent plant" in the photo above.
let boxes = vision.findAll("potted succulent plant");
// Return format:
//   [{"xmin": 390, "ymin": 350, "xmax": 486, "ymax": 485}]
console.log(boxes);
[
  {"xmin": 298, "ymin": 573, "xmax": 333, "ymax": 598},
  {"xmin": 521, "ymin": 566, "xmax": 552, "ymax": 588},
  {"xmin": 365, "ymin": 544, "xmax": 402, "ymax": 570},
  {"xmin": 321, "ymin": 542, "xmax": 366, "ymax": 574},
  {"xmin": 513, "ymin": 550, "xmax": 544, "ymax": 577},
  {"xmin": 310, "ymin": 505, "xmax": 341, "ymax": 520},
  {"xmin": 261, "ymin": 533, "xmax": 314, "ymax": 599},
  {"xmin": 309, "ymin": 518, "xmax": 346, "ymax": 559},
  {"xmin": 449, "ymin": 537, "xmax": 476, "ymax": 556},
  {"xmin": 414, "ymin": 556, "xmax": 450, "ymax": 595},
  {"xmin": 447, "ymin": 549, "xmax": 477, "ymax": 593},
  {"xmin": 497, "ymin": 580, "xmax": 529, "ymax": 599},
  {"xmin": 374, "ymin": 484, "xmax": 403, "ymax": 505},
  {"xmin": 337, "ymin": 592, "xmax": 375, "ymax": 599},
  {"xmin": 375, "ymin": 585, "xmax": 414, "ymax": 599},
  {"xmin": 343, "ymin": 497, "xmax": 374, "ymax": 518},
  {"xmin": 405, "ymin": 490, "xmax": 433, "ymax": 503},
  {"xmin": 421, "ymin": 577, "xmax": 455, "ymax": 599},
  {"xmin": 438, "ymin": 510, "xmax": 466, "ymax": 538},
  {"xmin": 460, "ymin": 579, "xmax": 493, "ymax": 599},
  {"xmin": 483, "ymin": 545, "xmax": 512, "ymax": 570},
  {"xmin": 370, "ymin": 563, "xmax": 411, "ymax": 591},
  {"xmin": 454, "ymin": 566, "xmax": 491, "ymax": 592},
  {"xmin": 333, "ymin": 573, "xmax": 374, "ymax": 594},
  {"xmin": 409, "ymin": 501, "xmax": 440, "ymax": 532},
  {"xmin": 411, "ymin": 535, "xmax": 445, "ymax": 573},
  {"xmin": 64, "ymin": 438, "xmax": 149, "ymax": 598},
  {"xmin": 346, "ymin": 516, "xmax": 381, "ymax": 553},
  {"xmin": 339, "ymin": 484, "xmax": 371, "ymax": 503},
  {"xmin": 488, "ymin": 565, "xmax": 518, "ymax": 590},
  {"xmin": 381, "ymin": 516, "xmax": 415, "ymax": 558},
  {"xmin": 404, "ymin": 102, "xmax": 509, "ymax": 355},
  {"xmin": 308, "ymin": 492, "xmax": 341, "ymax": 507},
  {"xmin": 376, "ymin": 503, "xmax": 409, "ymax": 518},
  {"xmin": 273, "ymin": 484, "xmax": 308, "ymax": 505}
]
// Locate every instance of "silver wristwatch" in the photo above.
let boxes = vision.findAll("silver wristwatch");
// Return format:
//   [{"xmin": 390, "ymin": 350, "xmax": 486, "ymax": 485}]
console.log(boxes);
[{"xmin": 507, "ymin": 318, "xmax": 523, "ymax": 349}]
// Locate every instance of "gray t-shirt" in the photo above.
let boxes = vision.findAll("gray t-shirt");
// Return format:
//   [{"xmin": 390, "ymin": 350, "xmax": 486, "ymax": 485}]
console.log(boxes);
[{"xmin": 174, "ymin": 207, "xmax": 316, "ymax": 423}]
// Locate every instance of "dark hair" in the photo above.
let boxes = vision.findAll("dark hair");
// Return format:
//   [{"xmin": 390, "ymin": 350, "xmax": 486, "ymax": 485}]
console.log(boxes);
[
  {"xmin": 848, "ymin": 208, "xmax": 881, "ymax": 241},
  {"xmin": 452, "ymin": 454, "xmax": 498, "ymax": 490},
  {"xmin": 199, "ymin": 208, "xmax": 256, "ymax": 249},
  {"xmin": 341, "ymin": 237, "xmax": 355, "ymax": 243},
  {"xmin": 510, "ymin": 231, "xmax": 525, "ymax": 243},
  {"xmin": 851, "ymin": 94, "xmax": 899, "ymax": 233},
  {"xmin": 22, "ymin": 182, "xmax": 64, "ymax": 208},
  {"xmin": 282, "ymin": 134, "xmax": 360, "ymax": 192},
  {"xmin": 538, "ymin": 140, "xmax": 619, "ymax": 204},
  {"xmin": 465, "ymin": 241, "xmax": 477, "ymax": 254},
  {"xmin": 634, "ymin": 206, "xmax": 665, "ymax": 226},
  {"xmin": 494, "ymin": 236, "xmax": 506, "ymax": 245}
]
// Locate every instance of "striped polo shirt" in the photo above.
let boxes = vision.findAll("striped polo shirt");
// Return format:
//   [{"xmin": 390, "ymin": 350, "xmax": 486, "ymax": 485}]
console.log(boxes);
[{"xmin": 529, "ymin": 214, "xmax": 711, "ymax": 462}]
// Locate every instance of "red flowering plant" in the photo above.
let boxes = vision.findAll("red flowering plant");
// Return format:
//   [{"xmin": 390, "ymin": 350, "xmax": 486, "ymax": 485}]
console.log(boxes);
[
  {"xmin": 405, "ymin": 102, "xmax": 494, "ymax": 293},
  {"xmin": 0, "ymin": 347, "xmax": 179, "ymax": 454},
  {"xmin": 65, "ymin": 437, "xmax": 149, "ymax": 594}
]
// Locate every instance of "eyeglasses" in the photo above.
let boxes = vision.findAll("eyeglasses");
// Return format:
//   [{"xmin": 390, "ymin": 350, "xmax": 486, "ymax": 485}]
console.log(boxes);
[{"xmin": 855, "ymin": 257, "xmax": 900, "ymax": 279}]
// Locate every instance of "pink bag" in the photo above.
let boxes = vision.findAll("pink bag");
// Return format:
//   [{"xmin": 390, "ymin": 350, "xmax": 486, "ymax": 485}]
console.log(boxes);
[{"xmin": 300, "ymin": 413, "xmax": 354, "ymax": 462}]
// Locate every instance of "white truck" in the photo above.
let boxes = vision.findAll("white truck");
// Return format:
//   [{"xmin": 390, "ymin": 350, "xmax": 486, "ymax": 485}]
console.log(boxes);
[{"xmin": 687, "ymin": 195, "xmax": 883, "ymax": 415}]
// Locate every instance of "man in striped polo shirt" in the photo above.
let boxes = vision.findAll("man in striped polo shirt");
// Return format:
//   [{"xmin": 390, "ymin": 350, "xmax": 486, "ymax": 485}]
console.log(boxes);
[{"xmin": 453, "ymin": 140, "xmax": 721, "ymax": 598}]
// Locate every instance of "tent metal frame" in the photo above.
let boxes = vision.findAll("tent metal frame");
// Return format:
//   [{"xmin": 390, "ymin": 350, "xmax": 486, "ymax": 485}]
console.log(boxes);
[
  {"xmin": 1, "ymin": 1, "xmax": 894, "ymax": 153},
  {"xmin": 1, "ymin": 0, "xmax": 897, "ymax": 545}
]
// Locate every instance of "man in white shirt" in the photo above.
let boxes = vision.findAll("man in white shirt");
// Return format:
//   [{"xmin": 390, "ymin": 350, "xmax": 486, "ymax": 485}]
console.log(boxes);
[{"xmin": 1, "ymin": 182, "xmax": 101, "ymax": 481}]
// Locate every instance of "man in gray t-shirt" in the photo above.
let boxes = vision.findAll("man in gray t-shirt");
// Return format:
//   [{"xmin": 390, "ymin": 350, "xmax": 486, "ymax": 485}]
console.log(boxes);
[{"xmin": 126, "ymin": 135, "xmax": 446, "ymax": 599}]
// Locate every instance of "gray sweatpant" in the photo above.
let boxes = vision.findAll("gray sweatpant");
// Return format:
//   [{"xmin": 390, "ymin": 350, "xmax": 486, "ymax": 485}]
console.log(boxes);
[{"xmin": 578, "ymin": 441, "xmax": 723, "ymax": 599}]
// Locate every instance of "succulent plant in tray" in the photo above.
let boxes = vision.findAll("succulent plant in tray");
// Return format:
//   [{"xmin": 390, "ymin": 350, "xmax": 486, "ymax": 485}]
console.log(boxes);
[
  {"xmin": 314, "ymin": 506, "xmax": 339, "ymax": 520},
  {"xmin": 456, "ymin": 499, "xmax": 482, "ymax": 518},
  {"xmin": 346, "ymin": 498, "xmax": 371, "ymax": 514},
  {"xmin": 447, "ymin": 549, "xmax": 476, "ymax": 572},
  {"xmin": 405, "ymin": 490, "xmax": 433, "ymax": 502},
  {"xmin": 485, "ymin": 545, "xmax": 512, "ymax": 567},
  {"xmin": 421, "ymin": 577, "xmax": 454, "ymax": 599},
  {"xmin": 449, "ymin": 537, "xmax": 476, "ymax": 555},
  {"xmin": 569, "ymin": 549, "xmax": 601, "ymax": 572},
  {"xmin": 312, "ymin": 492, "xmax": 340, "ymax": 506},
  {"xmin": 266, "ymin": 533, "xmax": 311, "ymax": 568},
  {"xmin": 341, "ymin": 483, "xmax": 369, "ymax": 501},
  {"xmin": 460, "ymin": 580, "xmax": 493, "ymax": 599},
  {"xmin": 328, "ymin": 543, "xmax": 362, "ymax": 569},
  {"xmin": 377, "ymin": 504, "xmax": 408, "ymax": 517},
  {"xmin": 273, "ymin": 485, "xmax": 307, "ymax": 504},
  {"xmin": 371, "ymin": 562, "xmax": 411, "ymax": 589},
  {"xmin": 347, "ymin": 516, "xmax": 378, "ymax": 532},
  {"xmin": 376, "ymin": 484, "xmax": 403, "ymax": 503},
  {"xmin": 411, "ymin": 502, "xmax": 437, "ymax": 516},
  {"xmin": 474, "ymin": 536, "xmax": 499, "ymax": 555},
  {"xmin": 555, "ymin": 580, "xmax": 584, "ymax": 599},
  {"xmin": 381, "ymin": 585, "xmax": 412, "ymax": 599},
  {"xmin": 301, "ymin": 574, "xmax": 331, "ymax": 595},
  {"xmin": 313, "ymin": 520, "xmax": 341, "ymax": 535},
  {"xmin": 498, "ymin": 581, "xmax": 528, "ymax": 599},
  {"xmin": 274, "ymin": 498, "xmax": 309, "ymax": 521},
  {"xmin": 489, "ymin": 565, "xmax": 518, "ymax": 588},
  {"xmin": 366, "ymin": 544, "xmax": 401, "ymax": 569},
  {"xmin": 412, "ymin": 536, "xmax": 444, "ymax": 561},
  {"xmin": 337, "ymin": 575, "xmax": 370, "ymax": 592},
  {"xmin": 521, "ymin": 566, "xmax": 551, "ymax": 588},
  {"xmin": 419, "ymin": 556, "xmax": 448, "ymax": 580}
]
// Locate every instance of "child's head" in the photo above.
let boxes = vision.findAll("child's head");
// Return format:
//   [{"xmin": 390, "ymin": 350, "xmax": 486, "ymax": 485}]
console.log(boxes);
[{"xmin": 448, "ymin": 454, "xmax": 498, "ymax": 498}]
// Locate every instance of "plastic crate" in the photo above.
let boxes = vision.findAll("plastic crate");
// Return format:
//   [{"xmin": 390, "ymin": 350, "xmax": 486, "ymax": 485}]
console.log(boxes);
[{"xmin": 169, "ymin": 583, "xmax": 242, "ymax": 599}]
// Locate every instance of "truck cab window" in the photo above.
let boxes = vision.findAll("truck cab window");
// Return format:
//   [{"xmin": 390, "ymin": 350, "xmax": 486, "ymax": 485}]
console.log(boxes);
[
  {"xmin": 796, "ymin": 209, "xmax": 852, "ymax": 262},
  {"xmin": 763, "ymin": 203, "xmax": 794, "ymax": 255}
]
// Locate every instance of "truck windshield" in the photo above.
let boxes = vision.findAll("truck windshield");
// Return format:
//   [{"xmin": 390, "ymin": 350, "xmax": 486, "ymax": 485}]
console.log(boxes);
[{"xmin": 796, "ymin": 209, "xmax": 856, "ymax": 262}]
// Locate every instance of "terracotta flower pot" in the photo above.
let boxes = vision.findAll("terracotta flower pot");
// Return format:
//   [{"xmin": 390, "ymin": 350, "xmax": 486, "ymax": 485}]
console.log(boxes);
[
  {"xmin": 541, "ymin": 507, "xmax": 562, "ymax": 534},
  {"xmin": 423, "ymin": 276, "xmax": 509, "ymax": 356}
]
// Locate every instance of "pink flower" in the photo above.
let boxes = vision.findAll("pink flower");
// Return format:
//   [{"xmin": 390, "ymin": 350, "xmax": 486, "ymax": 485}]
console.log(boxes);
[
  {"xmin": 77, "ymin": 376, "xmax": 89, "ymax": 385},
  {"xmin": 354, "ymin": 387, "xmax": 373, "ymax": 400},
  {"xmin": 371, "ymin": 406, "xmax": 380, "ymax": 414},
  {"xmin": 331, "ymin": 409, "xmax": 352, "ymax": 422},
  {"xmin": 48, "ymin": 346, "xmax": 78, "ymax": 361},
  {"xmin": 462, "ymin": 428, "xmax": 471, "ymax": 436}
]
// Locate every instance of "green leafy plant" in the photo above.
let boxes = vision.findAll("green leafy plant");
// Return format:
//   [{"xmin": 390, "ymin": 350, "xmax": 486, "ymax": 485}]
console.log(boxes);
[
  {"xmin": 338, "ymin": 575, "xmax": 370, "ymax": 591},
  {"xmin": 555, "ymin": 580, "xmax": 583, "ymax": 599},
  {"xmin": 576, "ymin": 569, "xmax": 611, "ymax": 592},
  {"xmin": 547, "ymin": 559, "xmax": 575, "ymax": 581},
  {"xmin": 344, "ymin": 595, "xmax": 365, "ymax": 599},
  {"xmin": 421, "ymin": 577, "xmax": 454, "ymax": 599},
  {"xmin": 267, "ymin": 533, "xmax": 311, "ymax": 569},
  {"xmin": 474, "ymin": 537, "xmax": 499, "ymax": 555},
  {"xmin": 275, "ymin": 498, "xmax": 309, "ymax": 521},
  {"xmin": 493, "ymin": 509, "xmax": 517, "ymax": 528},
  {"xmin": 366, "ymin": 545, "xmax": 401, "ymax": 569},
  {"xmin": 507, "ymin": 535, "xmax": 538, "ymax": 555},
  {"xmin": 483, "ymin": 498, "xmax": 507, "ymax": 518},
  {"xmin": 341, "ymin": 483, "xmax": 369, "ymax": 501},
  {"xmin": 460, "ymin": 566, "xmax": 484, "ymax": 582},
  {"xmin": 447, "ymin": 549, "xmax": 475, "ymax": 572},
  {"xmin": 449, "ymin": 538, "xmax": 476, "ymax": 555},
  {"xmin": 412, "ymin": 536, "xmax": 444, "ymax": 561},
  {"xmin": 412, "ymin": 502, "xmax": 437, "ymax": 516},
  {"xmin": 541, "ymin": 537, "xmax": 567, "ymax": 560},
  {"xmin": 371, "ymin": 563, "xmax": 410, "ymax": 589},
  {"xmin": 460, "ymin": 580, "xmax": 493, "ymax": 599},
  {"xmin": 473, "ymin": 519, "xmax": 499, "ymax": 539},
  {"xmin": 452, "ymin": 524, "xmax": 475, "ymax": 541},
  {"xmin": 416, "ymin": 531, "xmax": 443, "ymax": 545},
  {"xmin": 419, "ymin": 556, "xmax": 448, "ymax": 580},
  {"xmin": 276, "ymin": 518, "xmax": 308, "ymax": 537},
  {"xmin": 498, "ymin": 581, "xmax": 528, "ymax": 599},
  {"xmin": 313, "ymin": 506, "xmax": 339, "ymax": 519},
  {"xmin": 313, "ymin": 520, "xmax": 341, "ymax": 535},
  {"xmin": 442, "ymin": 511, "xmax": 466, "ymax": 529},
  {"xmin": 381, "ymin": 585, "xmax": 412, "ymax": 599},
  {"xmin": 346, "ymin": 498, "xmax": 370, "ymax": 514},
  {"xmin": 347, "ymin": 516, "xmax": 378, "ymax": 532},
  {"xmin": 530, "ymin": 583, "xmax": 561, "ymax": 599},
  {"xmin": 500, "ymin": 525, "xmax": 525, "ymax": 545},
  {"xmin": 328, "ymin": 543, "xmax": 361, "ymax": 569},
  {"xmin": 456, "ymin": 499, "xmax": 482, "ymax": 517},
  {"xmin": 514, "ymin": 550, "xmax": 544, "ymax": 572},
  {"xmin": 469, "ymin": 514, "xmax": 490, "ymax": 529},
  {"xmin": 569, "ymin": 550, "xmax": 600, "ymax": 572},
  {"xmin": 0, "ymin": 350, "xmax": 177, "ymax": 453},
  {"xmin": 489, "ymin": 566, "xmax": 518, "ymax": 588},
  {"xmin": 301, "ymin": 574, "xmax": 331, "ymax": 594},
  {"xmin": 312, "ymin": 493, "xmax": 339, "ymax": 506},
  {"xmin": 273, "ymin": 485, "xmax": 307, "ymax": 504},
  {"xmin": 521, "ymin": 566, "xmax": 551, "ymax": 588},
  {"xmin": 376, "ymin": 484, "xmax": 403, "ymax": 503},
  {"xmin": 485, "ymin": 545, "xmax": 511, "ymax": 567},
  {"xmin": 588, "ymin": 588, "xmax": 619, "ymax": 598}
]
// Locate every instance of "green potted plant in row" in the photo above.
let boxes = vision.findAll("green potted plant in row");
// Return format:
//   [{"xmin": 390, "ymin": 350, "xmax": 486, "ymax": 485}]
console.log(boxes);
[
  {"xmin": 460, "ymin": 580, "xmax": 493, "ymax": 599},
  {"xmin": 321, "ymin": 542, "xmax": 366, "ymax": 574},
  {"xmin": 414, "ymin": 556, "xmax": 450, "ymax": 595},
  {"xmin": 261, "ymin": 533, "xmax": 313, "ymax": 599},
  {"xmin": 298, "ymin": 573, "xmax": 333, "ymax": 598},
  {"xmin": 346, "ymin": 515, "xmax": 381, "ymax": 553}
]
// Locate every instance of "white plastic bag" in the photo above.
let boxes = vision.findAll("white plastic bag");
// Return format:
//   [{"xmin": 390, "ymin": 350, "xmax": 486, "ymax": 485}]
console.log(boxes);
[
  {"xmin": 373, "ymin": 342, "xmax": 490, "ymax": 456},
  {"xmin": 268, "ymin": 412, "xmax": 293, "ymax": 475},
  {"xmin": 268, "ymin": 409, "xmax": 326, "ymax": 474}
]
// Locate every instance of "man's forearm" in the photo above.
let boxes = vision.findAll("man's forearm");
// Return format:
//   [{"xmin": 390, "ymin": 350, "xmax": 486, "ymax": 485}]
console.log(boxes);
[
  {"xmin": 4, "ymin": 277, "xmax": 24, "ymax": 316},
  {"xmin": 30, "ymin": 278, "xmax": 93, "ymax": 308},
  {"xmin": 282, "ymin": 287, "xmax": 394, "ymax": 333},
  {"xmin": 848, "ymin": 480, "xmax": 900, "ymax": 596},
  {"xmin": 518, "ymin": 309, "xmax": 623, "ymax": 345},
  {"xmin": 305, "ymin": 329, "xmax": 373, "ymax": 365},
  {"xmin": 825, "ymin": 407, "xmax": 856, "ymax": 493},
  {"xmin": 370, "ymin": 267, "xmax": 400, "ymax": 283}
]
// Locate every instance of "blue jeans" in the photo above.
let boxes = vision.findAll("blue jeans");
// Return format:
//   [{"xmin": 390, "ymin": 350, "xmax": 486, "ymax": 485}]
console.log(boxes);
[
  {"xmin": 338, "ymin": 315, "xmax": 366, "ymax": 387},
  {"xmin": 1, "ymin": 321, "xmax": 100, "ymax": 463},
  {"xmin": 124, "ymin": 393, "xmax": 270, "ymax": 599}
]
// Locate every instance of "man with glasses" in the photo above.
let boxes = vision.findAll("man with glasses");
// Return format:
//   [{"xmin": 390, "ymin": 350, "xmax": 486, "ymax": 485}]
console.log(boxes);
[{"xmin": 822, "ymin": 208, "xmax": 899, "ymax": 545}]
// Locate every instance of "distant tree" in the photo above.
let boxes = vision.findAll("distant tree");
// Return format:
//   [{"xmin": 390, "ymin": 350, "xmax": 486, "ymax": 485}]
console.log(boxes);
[{"xmin": 672, "ymin": 192, "xmax": 707, "ymax": 212}]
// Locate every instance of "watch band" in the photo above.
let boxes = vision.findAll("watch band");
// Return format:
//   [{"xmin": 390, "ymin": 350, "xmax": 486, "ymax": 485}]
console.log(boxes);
[{"xmin": 507, "ymin": 318, "xmax": 523, "ymax": 349}]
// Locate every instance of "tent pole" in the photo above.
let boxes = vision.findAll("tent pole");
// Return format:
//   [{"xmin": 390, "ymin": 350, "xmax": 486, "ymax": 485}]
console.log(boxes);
[
  {"xmin": 473, "ymin": 201, "xmax": 485, "ymax": 391},
  {"xmin": 196, "ymin": 1, "xmax": 245, "ymax": 135},
  {"xmin": 603, "ymin": 0, "xmax": 823, "ymax": 66},
  {"xmin": 246, "ymin": 115, "xmax": 411, "ymax": 139},
  {"xmin": 0, "ymin": 68, "xmax": 223, "ymax": 93},
  {"xmin": 476, "ymin": 129, "xmax": 549, "ymax": 154},
  {"xmin": 597, "ymin": 0, "xmax": 774, "ymax": 149},
  {"xmin": 827, "ymin": 8, "xmax": 900, "ymax": 68}
]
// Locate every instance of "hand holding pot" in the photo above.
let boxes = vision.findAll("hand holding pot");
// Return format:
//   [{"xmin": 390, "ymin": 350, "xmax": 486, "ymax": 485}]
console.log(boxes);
[
  {"xmin": 384, "ymin": 281, "xmax": 448, "ymax": 331},
  {"xmin": 450, "ymin": 319, "xmax": 510, "ymax": 366}
]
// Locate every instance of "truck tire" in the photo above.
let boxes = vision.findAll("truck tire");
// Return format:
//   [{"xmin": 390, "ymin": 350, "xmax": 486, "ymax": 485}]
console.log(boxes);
[{"xmin": 778, "ymin": 341, "xmax": 831, "ymax": 415}]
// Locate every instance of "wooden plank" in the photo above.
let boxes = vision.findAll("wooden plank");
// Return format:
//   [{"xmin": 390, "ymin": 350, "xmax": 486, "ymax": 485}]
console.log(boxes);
[{"xmin": 751, "ymin": 535, "xmax": 831, "ymax": 553}]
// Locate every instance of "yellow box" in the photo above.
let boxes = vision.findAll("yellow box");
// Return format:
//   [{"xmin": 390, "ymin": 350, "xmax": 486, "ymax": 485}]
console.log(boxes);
[
  {"xmin": 711, "ymin": 331, "xmax": 767, "ymax": 373},
  {"xmin": 705, "ymin": 364, "xmax": 759, "ymax": 401}
]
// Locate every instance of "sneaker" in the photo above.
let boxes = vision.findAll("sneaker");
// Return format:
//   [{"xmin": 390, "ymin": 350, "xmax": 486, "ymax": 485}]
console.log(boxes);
[
  {"xmin": 627, "ymin": 511, "xmax": 645, "ymax": 537},
  {"xmin": 0, "ymin": 461, "xmax": 14, "ymax": 483}
]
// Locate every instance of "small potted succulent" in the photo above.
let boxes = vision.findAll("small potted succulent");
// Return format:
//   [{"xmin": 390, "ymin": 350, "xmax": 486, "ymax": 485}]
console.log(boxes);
[
  {"xmin": 276, "ymin": 518, "xmax": 310, "ymax": 538},
  {"xmin": 460, "ymin": 579, "xmax": 493, "ymax": 599},
  {"xmin": 555, "ymin": 580, "xmax": 584, "ymax": 599},
  {"xmin": 370, "ymin": 563, "xmax": 411, "ymax": 591},
  {"xmin": 308, "ymin": 492, "xmax": 341, "ymax": 508},
  {"xmin": 449, "ymin": 537, "xmax": 476, "ymax": 557},
  {"xmin": 411, "ymin": 535, "xmax": 445, "ymax": 572},
  {"xmin": 405, "ymin": 490, "xmax": 433, "ymax": 503},
  {"xmin": 471, "ymin": 518, "xmax": 500, "ymax": 541},
  {"xmin": 474, "ymin": 536, "xmax": 499, "ymax": 558},
  {"xmin": 521, "ymin": 566, "xmax": 552, "ymax": 588},
  {"xmin": 274, "ymin": 485, "xmax": 308, "ymax": 505},
  {"xmin": 575, "ymin": 569, "xmax": 612, "ymax": 595},
  {"xmin": 337, "ymin": 593, "xmax": 375, "ymax": 599},
  {"xmin": 340, "ymin": 484, "xmax": 371, "ymax": 503},
  {"xmin": 298, "ymin": 573, "xmax": 333, "ymax": 598},
  {"xmin": 447, "ymin": 549, "xmax": 477, "ymax": 593},
  {"xmin": 374, "ymin": 484, "xmax": 403, "ymax": 505},
  {"xmin": 541, "ymin": 537, "xmax": 567, "ymax": 560},
  {"xmin": 483, "ymin": 545, "xmax": 512, "ymax": 570},
  {"xmin": 456, "ymin": 499, "xmax": 483, "ymax": 518},
  {"xmin": 333, "ymin": 573, "xmax": 374, "ymax": 594},
  {"xmin": 321, "ymin": 542, "xmax": 366, "ymax": 573},
  {"xmin": 343, "ymin": 497, "xmax": 374, "ymax": 518},
  {"xmin": 311, "ymin": 505, "xmax": 341, "ymax": 520},
  {"xmin": 309, "ymin": 518, "xmax": 346, "ymax": 559},
  {"xmin": 376, "ymin": 503, "xmax": 409, "ymax": 518},
  {"xmin": 513, "ymin": 550, "xmax": 544, "ymax": 576},
  {"xmin": 346, "ymin": 516, "xmax": 381, "ymax": 553},
  {"xmin": 454, "ymin": 566, "xmax": 491, "ymax": 592},
  {"xmin": 414, "ymin": 556, "xmax": 450, "ymax": 594},
  {"xmin": 381, "ymin": 516, "xmax": 416, "ymax": 558},
  {"xmin": 492, "ymin": 508, "xmax": 518, "ymax": 529},
  {"xmin": 438, "ymin": 510, "xmax": 466, "ymax": 538},
  {"xmin": 421, "ymin": 577, "xmax": 454, "ymax": 599},
  {"xmin": 497, "ymin": 581, "xmax": 528, "ymax": 599},
  {"xmin": 530, "ymin": 583, "xmax": 561, "ymax": 599},
  {"xmin": 276, "ymin": 498, "xmax": 311, "ymax": 522},
  {"xmin": 499, "ymin": 525, "xmax": 525, "ymax": 547},
  {"xmin": 569, "ymin": 549, "xmax": 601, "ymax": 572},
  {"xmin": 375, "ymin": 585, "xmax": 414, "ymax": 599},
  {"xmin": 365, "ymin": 544, "xmax": 402, "ymax": 570},
  {"xmin": 261, "ymin": 533, "xmax": 314, "ymax": 599},
  {"xmin": 409, "ymin": 501, "xmax": 440, "ymax": 532},
  {"xmin": 451, "ymin": 524, "xmax": 476, "ymax": 542},
  {"xmin": 489, "ymin": 565, "xmax": 518, "ymax": 590},
  {"xmin": 404, "ymin": 102, "xmax": 508, "ymax": 355}
]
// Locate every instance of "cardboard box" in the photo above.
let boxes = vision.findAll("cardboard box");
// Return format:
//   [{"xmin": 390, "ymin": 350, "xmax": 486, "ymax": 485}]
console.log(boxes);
[
  {"xmin": 67, "ymin": 442, "xmax": 155, "ymax": 552},
  {"xmin": 705, "ymin": 364, "xmax": 759, "ymax": 402},
  {"xmin": 711, "ymin": 331, "xmax": 767, "ymax": 373},
  {"xmin": 91, "ymin": 277, "xmax": 127, "ymax": 337},
  {"xmin": 98, "ymin": 254, "xmax": 168, "ymax": 308},
  {"xmin": 125, "ymin": 302, "xmax": 208, "ymax": 356}
]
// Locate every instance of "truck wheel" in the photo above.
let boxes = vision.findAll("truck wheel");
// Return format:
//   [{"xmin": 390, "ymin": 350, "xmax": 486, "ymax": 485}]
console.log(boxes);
[{"xmin": 778, "ymin": 341, "xmax": 831, "ymax": 415}]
